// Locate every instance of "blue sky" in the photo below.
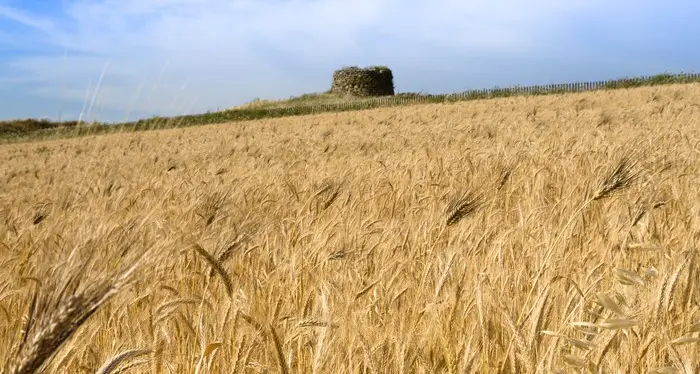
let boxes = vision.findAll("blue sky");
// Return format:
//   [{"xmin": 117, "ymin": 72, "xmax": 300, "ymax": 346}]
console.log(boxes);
[{"xmin": 0, "ymin": 0, "xmax": 698, "ymax": 123}]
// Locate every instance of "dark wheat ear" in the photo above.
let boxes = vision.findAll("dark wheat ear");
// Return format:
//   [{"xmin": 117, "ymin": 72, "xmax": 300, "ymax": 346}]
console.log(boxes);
[
  {"xmin": 497, "ymin": 160, "xmax": 518, "ymax": 190},
  {"xmin": 445, "ymin": 191, "xmax": 484, "ymax": 226},
  {"xmin": 196, "ymin": 191, "xmax": 229, "ymax": 226},
  {"xmin": 593, "ymin": 155, "xmax": 644, "ymax": 201},
  {"xmin": 192, "ymin": 243, "xmax": 234, "ymax": 299},
  {"xmin": 208, "ymin": 238, "xmax": 242, "ymax": 278}
]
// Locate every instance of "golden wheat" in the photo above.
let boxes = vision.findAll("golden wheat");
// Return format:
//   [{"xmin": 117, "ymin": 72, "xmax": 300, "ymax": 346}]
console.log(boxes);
[{"xmin": 1, "ymin": 83, "xmax": 700, "ymax": 372}]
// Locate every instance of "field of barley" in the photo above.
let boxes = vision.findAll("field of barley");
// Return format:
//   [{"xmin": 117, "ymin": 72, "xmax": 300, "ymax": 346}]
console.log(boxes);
[{"xmin": 1, "ymin": 83, "xmax": 700, "ymax": 373}]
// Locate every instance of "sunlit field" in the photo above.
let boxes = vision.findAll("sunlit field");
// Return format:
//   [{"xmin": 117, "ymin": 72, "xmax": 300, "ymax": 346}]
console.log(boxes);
[{"xmin": 2, "ymin": 84, "xmax": 700, "ymax": 373}]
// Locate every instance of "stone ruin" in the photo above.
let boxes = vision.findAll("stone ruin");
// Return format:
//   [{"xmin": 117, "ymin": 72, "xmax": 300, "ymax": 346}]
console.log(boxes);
[{"xmin": 330, "ymin": 66, "xmax": 395, "ymax": 97}]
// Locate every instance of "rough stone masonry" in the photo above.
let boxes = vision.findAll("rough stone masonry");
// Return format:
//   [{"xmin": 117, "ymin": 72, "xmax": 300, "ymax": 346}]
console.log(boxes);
[{"xmin": 330, "ymin": 66, "xmax": 395, "ymax": 97}]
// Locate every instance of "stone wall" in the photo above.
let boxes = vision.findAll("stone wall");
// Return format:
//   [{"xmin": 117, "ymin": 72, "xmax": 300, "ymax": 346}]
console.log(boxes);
[{"xmin": 330, "ymin": 66, "xmax": 395, "ymax": 97}]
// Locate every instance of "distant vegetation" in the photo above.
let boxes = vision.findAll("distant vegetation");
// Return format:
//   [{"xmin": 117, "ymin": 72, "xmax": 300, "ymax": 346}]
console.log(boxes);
[
  {"xmin": 1, "ymin": 72, "xmax": 699, "ymax": 142},
  {"xmin": 0, "ymin": 118, "xmax": 81, "ymax": 137}
]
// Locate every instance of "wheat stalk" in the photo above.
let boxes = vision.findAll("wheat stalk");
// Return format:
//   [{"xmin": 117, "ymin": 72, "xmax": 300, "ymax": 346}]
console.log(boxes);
[
  {"xmin": 8, "ymin": 259, "xmax": 143, "ymax": 374},
  {"xmin": 503, "ymin": 153, "xmax": 646, "ymax": 372},
  {"xmin": 95, "ymin": 348, "xmax": 151, "ymax": 374},
  {"xmin": 192, "ymin": 243, "xmax": 233, "ymax": 299},
  {"xmin": 269, "ymin": 323, "xmax": 289, "ymax": 374}
]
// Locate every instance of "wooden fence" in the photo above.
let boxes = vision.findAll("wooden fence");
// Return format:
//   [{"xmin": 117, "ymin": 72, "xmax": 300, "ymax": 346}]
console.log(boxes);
[{"xmin": 241, "ymin": 72, "xmax": 700, "ymax": 118}]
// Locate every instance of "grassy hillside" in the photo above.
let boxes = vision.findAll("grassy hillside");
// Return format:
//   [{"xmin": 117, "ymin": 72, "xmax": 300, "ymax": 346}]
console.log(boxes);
[
  {"xmin": 1, "ymin": 83, "xmax": 699, "ymax": 372},
  {"xmin": 2, "ymin": 72, "xmax": 699, "ymax": 143},
  {"xmin": 231, "ymin": 91, "xmax": 430, "ymax": 110}
]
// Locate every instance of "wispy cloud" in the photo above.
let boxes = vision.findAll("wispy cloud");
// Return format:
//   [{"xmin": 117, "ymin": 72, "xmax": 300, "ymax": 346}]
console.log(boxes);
[
  {"xmin": 0, "ymin": 4, "xmax": 55, "ymax": 32},
  {"xmin": 0, "ymin": 0, "xmax": 698, "ymax": 121}
]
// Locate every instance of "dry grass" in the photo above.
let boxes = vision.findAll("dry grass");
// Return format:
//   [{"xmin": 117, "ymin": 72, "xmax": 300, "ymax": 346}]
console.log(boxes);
[
  {"xmin": 231, "ymin": 92, "xmax": 358, "ymax": 110},
  {"xmin": 1, "ymin": 83, "xmax": 700, "ymax": 373}
]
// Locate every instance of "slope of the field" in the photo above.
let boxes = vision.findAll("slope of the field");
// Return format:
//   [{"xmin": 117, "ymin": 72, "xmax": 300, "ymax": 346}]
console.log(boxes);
[{"xmin": 1, "ymin": 84, "xmax": 700, "ymax": 373}]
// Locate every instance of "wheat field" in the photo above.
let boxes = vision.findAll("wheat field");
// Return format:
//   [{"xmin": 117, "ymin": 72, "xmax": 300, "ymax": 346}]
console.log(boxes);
[{"xmin": 1, "ymin": 84, "xmax": 700, "ymax": 373}]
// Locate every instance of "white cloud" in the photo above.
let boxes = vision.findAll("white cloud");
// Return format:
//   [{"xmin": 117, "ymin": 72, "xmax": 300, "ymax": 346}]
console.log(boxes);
[{"xmin": 0, "ymin": 0, "xmax": 609, "ymax": 120}]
